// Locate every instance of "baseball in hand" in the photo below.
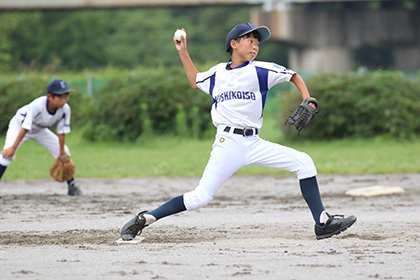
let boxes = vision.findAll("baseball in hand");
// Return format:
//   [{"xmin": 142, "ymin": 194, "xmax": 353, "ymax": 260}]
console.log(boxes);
[{"xmin": 174, "ymin": 29, "xmax": 186, "ymax": 41}]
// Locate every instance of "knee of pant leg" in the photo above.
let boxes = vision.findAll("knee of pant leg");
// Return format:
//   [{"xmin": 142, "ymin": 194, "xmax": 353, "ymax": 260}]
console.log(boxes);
[
  {"xmin": 183, "ymin": 187, "xmax": 213, "ymax": 211},
  {"xmin": 296, "ymin": 152, "xmax": 317, "ymax": 179},
  {"xmin": 0, "ymin": 155, "xmax": 12, "ymax": 167}
]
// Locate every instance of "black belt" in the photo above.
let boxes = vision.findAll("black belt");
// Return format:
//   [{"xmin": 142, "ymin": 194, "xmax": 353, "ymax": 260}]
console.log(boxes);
[{"xmin": 223, "ymin": 126, "xmax": 259, "ymax": 136}]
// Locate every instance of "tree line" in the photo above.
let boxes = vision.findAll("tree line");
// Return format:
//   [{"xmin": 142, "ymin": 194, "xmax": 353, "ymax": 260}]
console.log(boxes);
[{"xmin": 0, "ymin": 6, "xmax": 288, "ymax": 73}]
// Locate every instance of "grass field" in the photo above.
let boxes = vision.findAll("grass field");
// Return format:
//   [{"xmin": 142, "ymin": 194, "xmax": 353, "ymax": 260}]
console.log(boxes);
[
  {"xmin": 2, "ymin": 94, "xmax": 419, "ymax": 180},
  {"xmin": 1, "ymin": 125, "xmax": 419, "ymax": 181}
]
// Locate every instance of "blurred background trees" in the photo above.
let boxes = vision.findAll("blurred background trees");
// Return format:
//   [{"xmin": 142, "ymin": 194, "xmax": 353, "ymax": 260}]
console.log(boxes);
[
  {"xmin": 0, "ymin": 6, "xmax": 289, "ymax": 73},
  {"xmin": 1, "ymin": 4, "xmax": 419, "ymax": 141}
]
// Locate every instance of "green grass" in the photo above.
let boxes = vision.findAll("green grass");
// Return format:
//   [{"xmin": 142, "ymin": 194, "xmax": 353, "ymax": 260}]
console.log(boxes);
[
  {"xmin": 287, "ymin": 138, "xmax": 420, "ymax": 174},
  {"xmin": 1, "ymin": 94, "xmax": 418, "ymax": 180},
  {"xmin": 1, "ymin": 128, "xmax": 419, "ymax": 181}
]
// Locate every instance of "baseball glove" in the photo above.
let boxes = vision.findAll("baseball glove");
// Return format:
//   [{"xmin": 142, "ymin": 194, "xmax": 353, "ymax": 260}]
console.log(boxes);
[
  {"xmin": 285, "ymin": 97, "xmax": 320, "ymax": 134},
  {"xmin": 50, "ymin": 154, "xmax": 75, "ymax": 182}
]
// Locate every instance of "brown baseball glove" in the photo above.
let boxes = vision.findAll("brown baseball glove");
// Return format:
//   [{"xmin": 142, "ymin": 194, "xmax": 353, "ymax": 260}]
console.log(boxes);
[
  {"xmin": 285, "ymin": 97, "xmax": 320, "ymax": 134},
  {"xmin": 50, "ymin": 154, "xmax": 75, "ymax": 182}
]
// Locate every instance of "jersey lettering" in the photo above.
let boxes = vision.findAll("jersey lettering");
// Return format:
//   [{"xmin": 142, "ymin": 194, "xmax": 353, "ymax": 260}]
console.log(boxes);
[
  {"xmin": 196, "ymin": 61, "xmax": 295, "ymax": 128},
  {"xmin": 214, "ymin": 91, "xmax": 256, "ymax": 104}
]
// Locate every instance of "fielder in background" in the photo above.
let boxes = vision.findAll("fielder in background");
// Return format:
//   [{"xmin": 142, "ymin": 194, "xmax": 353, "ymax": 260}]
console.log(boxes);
[
  {"xmin": 121, "ymin": 23, "xmax": 356, "ymax": 240},
  {"xmin": 0, "ymin": 79, "xmax": 83, "ymax": 196}
]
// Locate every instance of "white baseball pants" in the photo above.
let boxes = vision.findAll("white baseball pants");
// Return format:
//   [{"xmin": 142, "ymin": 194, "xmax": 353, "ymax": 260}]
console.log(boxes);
[
  {"xmin": 0, "ymin": 115, "xmax": 70, "ymax": 166},
  {"xmin": 183, "ymin": 126, "xmax": 317, "ymax": 210}
]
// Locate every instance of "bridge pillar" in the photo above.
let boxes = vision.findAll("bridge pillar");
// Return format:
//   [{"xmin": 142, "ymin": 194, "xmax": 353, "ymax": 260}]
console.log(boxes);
[
  {"xmin": 253, "ymin": 6, "xmax": 420, "ymax": 72},
  {"xmin": 394, "ymin": 47, "xmax": 420, "ymax": 71},
  {"xmin": 289, "ymin": 47, "xmax": 352, "ymax": 73}
]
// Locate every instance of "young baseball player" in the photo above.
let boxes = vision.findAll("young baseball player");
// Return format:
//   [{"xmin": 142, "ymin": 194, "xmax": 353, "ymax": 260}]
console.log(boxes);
[
  {"xmin": 0, "ymin": 79, "xmax": 83, "ymax": 196},
  {"xmin": 121, "ymin": 23, "xmax": 356, "ymax": 240}
]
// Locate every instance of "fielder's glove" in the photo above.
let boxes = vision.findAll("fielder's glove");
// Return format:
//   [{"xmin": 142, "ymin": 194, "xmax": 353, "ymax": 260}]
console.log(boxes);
[
  {"xmin": 50, "ymin": 153, "xmax": 75, "ymax": 182},
  {"xmin": 285, "ymin": 97, "xmax": 320, "ymax": 134}
]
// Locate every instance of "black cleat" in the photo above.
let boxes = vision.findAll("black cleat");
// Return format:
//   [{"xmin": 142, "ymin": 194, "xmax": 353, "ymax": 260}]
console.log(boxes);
[
  {"xmin": 68, "ymin": 182, "xmax": 83, "ymax": 196},
  {"xmin": 315, "ymin": 213, "xmax": 357, "ymax": 240},
  {"xmin": 120, "ymin": 211, "xmax": 148, "ymax": 241}
]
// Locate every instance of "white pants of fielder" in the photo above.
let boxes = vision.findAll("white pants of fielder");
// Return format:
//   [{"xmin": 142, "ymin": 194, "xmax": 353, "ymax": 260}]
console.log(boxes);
[
  {"xmin": 183, "ymin": 125, "xmax": 317, "ymax": 210},
  {"xmin": 0, "ymin": 115, "xmax": 70, "ymax": 166}
]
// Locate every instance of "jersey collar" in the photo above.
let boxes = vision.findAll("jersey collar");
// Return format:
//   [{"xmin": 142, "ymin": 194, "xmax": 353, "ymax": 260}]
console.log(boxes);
[
  {"xmin": 46, "ymin": 99, "xmax": 57, "ymax": 115},
  {"xmin": 226, "ymin": 59, "xmax": 250, "ymax": 70}
]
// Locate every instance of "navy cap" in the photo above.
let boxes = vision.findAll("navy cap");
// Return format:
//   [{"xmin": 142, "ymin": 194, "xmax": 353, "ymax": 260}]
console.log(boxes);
[
  {"xmin": 225, "ymin": 22, "xmax": 271, "ymax": 52},
  {"xmin": 47, "ymin": 79, "xmax": 74, "ymax": 95}
]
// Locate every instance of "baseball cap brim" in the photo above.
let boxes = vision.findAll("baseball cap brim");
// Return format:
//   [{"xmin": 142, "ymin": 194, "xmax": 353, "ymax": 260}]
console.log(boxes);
[
  {"xmin": 51, "ymin": 88, "xmax": 74, "ymax": 94},
  {"xmin": 50, "ymin": 88, "xmax": 74, "ymax": 94},
  {"xmin": 225, "ymin": 23, "xmax": 271, "ymax": 52}
]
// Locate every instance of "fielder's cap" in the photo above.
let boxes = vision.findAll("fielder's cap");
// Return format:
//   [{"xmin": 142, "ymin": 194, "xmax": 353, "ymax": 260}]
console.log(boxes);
[
  {"xmin": 47, "ymin": 79, "xmax": 74, "ymax": 95},
  {"xmin": 225, "ymin": 22, "xmax": 271, "ymax": 52}
]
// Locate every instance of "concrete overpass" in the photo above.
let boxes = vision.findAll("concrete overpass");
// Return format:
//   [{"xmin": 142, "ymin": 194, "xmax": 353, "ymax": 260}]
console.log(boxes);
[
  {"xmin": 0, "ymin": 0, "xmax": 394, "ymax": 10},
  {"xmin": 253, "ymin": 1, "xmax": 420, "ymax": 72},
  {"xmin": 1, "ymin": 0, "xmax": 417, "ymax": 72},
  {"xmin": 2, "ymin": 0, "xmax": 261, "ymax": 9}
]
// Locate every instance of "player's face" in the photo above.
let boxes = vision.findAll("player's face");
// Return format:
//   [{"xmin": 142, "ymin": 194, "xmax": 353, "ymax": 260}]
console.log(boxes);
[
  {"xmin": 235, "ymin": 33, "xmax": 260, "ymax": 62},
  {"xmin": 49, "ymin": 93, "xmax": 69, "ymax": 109}
]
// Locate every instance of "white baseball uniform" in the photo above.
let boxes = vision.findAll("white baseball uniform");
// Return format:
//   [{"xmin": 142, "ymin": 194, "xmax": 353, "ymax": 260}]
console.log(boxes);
[
  {"xmin": 0, "ymin": 96, "xmax": 71, "ymax": 166},
  {"xmin": 183, "ymin": 60, "xmax": 317, "ymax": 210}
]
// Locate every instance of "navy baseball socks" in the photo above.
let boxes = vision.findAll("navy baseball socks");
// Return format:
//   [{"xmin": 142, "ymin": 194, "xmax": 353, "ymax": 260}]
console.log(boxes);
[
  {"xmin": 299, "ymin": 176, "xmax": 325, "ymax": 224},
  {"xmin": 0, "ymin": 164, "xmax": 6, "ymax": 196},
  {"xmin": 121, "ymin": 179, "xmax": 357, "ymax": 241},
  {"xmin": 120, "ymin": 195, "xmax": 186, "ymax": 240},
  {"xmin": 300, "ymin": 176, "xmax": 357, "ymax": 240},
  {"xmin": 0, "ymin": 164, "xmax": 6, "ymax": 180}
]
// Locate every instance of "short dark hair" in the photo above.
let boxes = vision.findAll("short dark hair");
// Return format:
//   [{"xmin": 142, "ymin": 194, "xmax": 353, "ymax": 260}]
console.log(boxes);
[{"xmin": 228, "ymin": 31, "xmax": 262, "ymax": 55}]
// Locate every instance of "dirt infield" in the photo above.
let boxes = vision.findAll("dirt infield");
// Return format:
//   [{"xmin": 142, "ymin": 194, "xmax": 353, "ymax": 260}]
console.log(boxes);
[{"xmin": 1, "ymin": 174, "xmax": 419, "ymax": 280}]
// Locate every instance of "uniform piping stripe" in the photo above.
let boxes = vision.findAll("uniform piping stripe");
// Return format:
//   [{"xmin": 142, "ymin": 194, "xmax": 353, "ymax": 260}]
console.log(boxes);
[{"xmin": 256, "ymin": 67, "xmax": 269, "ymax": 117}]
